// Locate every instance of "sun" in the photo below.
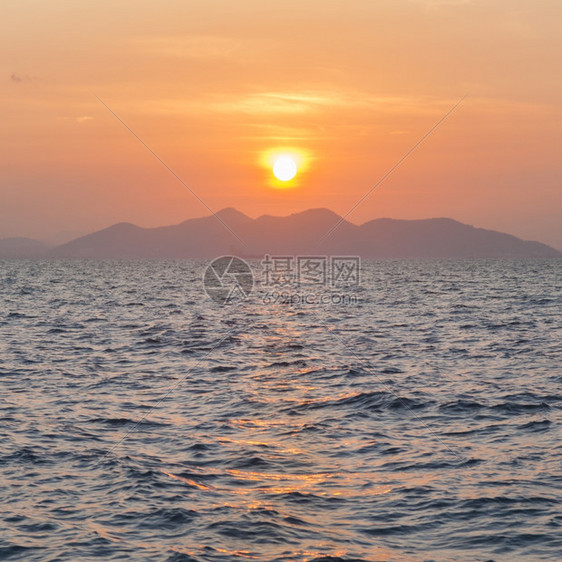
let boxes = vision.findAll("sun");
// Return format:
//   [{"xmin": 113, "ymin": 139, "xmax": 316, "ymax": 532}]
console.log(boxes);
[
  {"xmin": 273, "ymin": 156, "xmax": 297, "ymax": 182},
  {"xmin": 260, "ymin": 148, "xmax": 308, "ymax": 188}
]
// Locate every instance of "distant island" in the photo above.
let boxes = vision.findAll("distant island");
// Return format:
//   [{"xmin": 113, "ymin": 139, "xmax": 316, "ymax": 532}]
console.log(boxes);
[{"xmin": 1, "ymin": 208, "xmax": 560, "ymax": 259}]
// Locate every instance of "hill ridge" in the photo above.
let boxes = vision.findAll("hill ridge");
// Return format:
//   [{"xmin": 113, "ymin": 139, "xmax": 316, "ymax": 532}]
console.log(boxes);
[{"xmin": 2, "ymin": 209, "xmax": 559, "ymax": 258}]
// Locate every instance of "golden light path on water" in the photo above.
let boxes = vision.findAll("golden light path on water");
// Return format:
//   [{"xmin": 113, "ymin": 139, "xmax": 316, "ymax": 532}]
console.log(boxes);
[{"xmin": 0, "ymin": 260, "xmax": 560, "ymax": 560}]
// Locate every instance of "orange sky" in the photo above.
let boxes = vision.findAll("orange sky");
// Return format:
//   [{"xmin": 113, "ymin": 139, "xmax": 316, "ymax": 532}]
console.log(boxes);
[{"xmin": 2, "ymin": 0, "xmax": 561, "ymax": 247}]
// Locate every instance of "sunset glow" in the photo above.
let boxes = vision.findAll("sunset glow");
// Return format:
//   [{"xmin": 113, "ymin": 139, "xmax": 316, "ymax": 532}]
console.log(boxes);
[
  {"xmin": 1, "ymin": 0, "xmax": 561, "ymax": 249},
  {"xmin": 1, "ymin": 2, "xmax": 561, "ymax": 559}
]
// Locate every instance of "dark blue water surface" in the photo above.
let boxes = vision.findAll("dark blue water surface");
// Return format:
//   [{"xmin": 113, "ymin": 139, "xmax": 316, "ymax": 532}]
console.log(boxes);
[{"xmin": 0, "ymin": 259, "xmax": 560, "ymax": 561}]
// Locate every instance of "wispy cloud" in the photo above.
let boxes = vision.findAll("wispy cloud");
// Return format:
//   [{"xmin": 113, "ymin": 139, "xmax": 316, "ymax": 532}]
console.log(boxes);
[
  {"xmin": 208, "ymin": 91, "xmax": 453, "ymax": 116},
  {"xmin": 111, "ymin": 91, "xmax": 459, "ymax": 122},
  {"xmin": 410, "ymin": 0, "xmax": 473, "ymax": 6},
  {"xmin": 209, "ymin": 91, "xmax": 346, "ymax": 115},
  {"xmin": 58, "ymin": 116, "xmax": 95, "ymax": 124},
  {"xmin": 129, "ymin": 35, "xmax": 246, "ymax": 60},
  {"xmin": 10, "ymin": 72, "xmax": 37, "ymax": 83}
]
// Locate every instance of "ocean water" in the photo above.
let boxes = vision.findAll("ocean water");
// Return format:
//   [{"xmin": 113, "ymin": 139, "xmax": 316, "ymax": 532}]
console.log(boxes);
[{"xmin": 0, "ymin": 258, "xmax": 561, "ymax": 561}]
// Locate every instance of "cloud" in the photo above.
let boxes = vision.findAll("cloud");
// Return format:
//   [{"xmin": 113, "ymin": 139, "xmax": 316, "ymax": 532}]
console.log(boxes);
[
  {"xmin": 57, "ymin": 116, "xmax": 94, "ymax": 124},
  {"xmin": 10, "ymin": 72, "xmax": 37, "ymax": 83},
  {"xmin": 209, "ymin": 91, "xmax": 345, "ymax": 115},
  {"xmin": 130, "ymin": 35, "xmax": 246, "ymax": 60},
  {"xmin": 207, "ymin": 91, "xmax": 451, "ymax": 117},
  {"xmin": 112, "ymin": 91, "xmax": 461, "ymax": 124},
  {"xmin": 410, "ymin": 0, "xmax": 472, "ymax": 6}
]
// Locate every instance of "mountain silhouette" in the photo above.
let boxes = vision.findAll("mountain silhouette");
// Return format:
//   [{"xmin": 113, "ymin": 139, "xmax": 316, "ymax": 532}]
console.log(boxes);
[
  {"xmin": 0, "ymin": 237, "xmax": 50, "ymax": 258},
  {"xmin": 2, "ymin": 209, "xmax": 559, "ymax": 259},
  {"xmin": 43, "ymin": 209, "xmax": 560, "ymax": 259}
]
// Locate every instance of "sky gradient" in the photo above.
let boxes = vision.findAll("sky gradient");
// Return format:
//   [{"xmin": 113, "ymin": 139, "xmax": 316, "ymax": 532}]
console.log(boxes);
[{"xmin": 2, "ymin": 0, "xmax": 561, "ymax": 247}]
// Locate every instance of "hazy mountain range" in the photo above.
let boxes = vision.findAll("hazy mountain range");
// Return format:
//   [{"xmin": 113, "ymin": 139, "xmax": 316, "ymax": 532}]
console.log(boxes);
[
  {"xmin": 0, "ymin": 237, "xmax": 51, "ymax": 258},
  {"xmin": 1, "ymin": 209, "xmax": 560, "ymax": 259}
]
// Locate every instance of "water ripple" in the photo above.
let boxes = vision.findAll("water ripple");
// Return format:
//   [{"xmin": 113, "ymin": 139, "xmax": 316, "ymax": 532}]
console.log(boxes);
[{"xmin": 0, "ymin": 258, "xmax": 560, "ymax": 561}]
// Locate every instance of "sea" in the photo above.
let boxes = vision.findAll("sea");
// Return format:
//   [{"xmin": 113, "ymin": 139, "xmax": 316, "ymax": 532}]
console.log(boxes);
[{"xmin": 0, "ymin": 258, "xmax": 560, "ymax": 561}]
